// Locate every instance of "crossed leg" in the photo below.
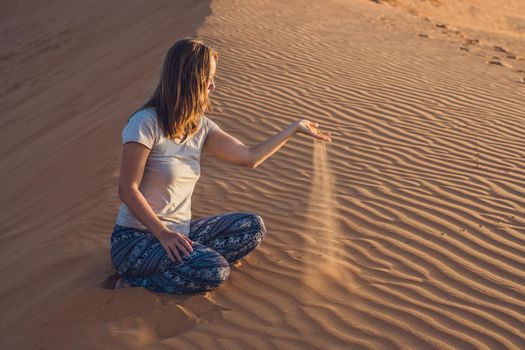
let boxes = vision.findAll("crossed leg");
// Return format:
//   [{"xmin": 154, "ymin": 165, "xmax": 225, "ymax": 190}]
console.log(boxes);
[
  {"xmin": 110, "ymin": 212, "xmax": 266, "ymax": 294},
  {"xmin": 189, "ymin": 212, "xmax": 267, "ymax": 266}
]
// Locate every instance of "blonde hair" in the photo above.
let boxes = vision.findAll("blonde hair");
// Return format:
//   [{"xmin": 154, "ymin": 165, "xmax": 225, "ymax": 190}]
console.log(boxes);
[{"xmin": 133, "ymin": 37, "xmax": 218, "ymax": 141}]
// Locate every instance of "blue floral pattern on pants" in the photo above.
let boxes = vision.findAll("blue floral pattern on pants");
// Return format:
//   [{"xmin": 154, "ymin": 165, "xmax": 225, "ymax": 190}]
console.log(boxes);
[{"xmin": 110, "ymin": 212, "xmax": 267, "ymax": 294}]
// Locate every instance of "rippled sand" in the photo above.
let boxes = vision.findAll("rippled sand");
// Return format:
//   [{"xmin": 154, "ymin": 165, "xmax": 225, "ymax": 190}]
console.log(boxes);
[{"xmin": 1, "ymin": 0, "xmax": 524, "ymax": 349}]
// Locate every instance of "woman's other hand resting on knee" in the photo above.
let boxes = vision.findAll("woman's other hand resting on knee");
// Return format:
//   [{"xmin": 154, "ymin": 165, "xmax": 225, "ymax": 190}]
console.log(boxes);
[{"xmin": 157, "ymin": 229, "xmax": 194, "ymax": 263}]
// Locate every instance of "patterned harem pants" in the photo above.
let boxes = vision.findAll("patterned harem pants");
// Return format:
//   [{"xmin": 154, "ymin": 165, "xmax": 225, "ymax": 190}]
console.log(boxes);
[{"xmin": 110, "ymin": 212, "xmax": 267, "ymax": 294}]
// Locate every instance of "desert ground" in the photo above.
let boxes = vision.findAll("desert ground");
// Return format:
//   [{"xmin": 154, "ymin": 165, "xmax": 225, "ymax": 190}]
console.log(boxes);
[{"xmin": 1, "ymin": 0, "xmax": 524, "ymax": 349}]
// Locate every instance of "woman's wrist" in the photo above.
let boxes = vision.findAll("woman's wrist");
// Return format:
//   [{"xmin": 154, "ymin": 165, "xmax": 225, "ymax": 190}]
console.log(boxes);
[
  {"xmin": 152, "ymin": 226, "xmax": 171, "ymax": 239},
  {"xmin": 284, "ymin": 121, "xmax": 299, "ymax": 141},
  {"xmin": 290, "ymin": 120, "xmax": 300, "ymax": 133}
]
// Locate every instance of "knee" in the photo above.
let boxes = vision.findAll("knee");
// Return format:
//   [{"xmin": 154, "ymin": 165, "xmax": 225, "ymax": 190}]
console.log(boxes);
[
  {"xmin": 212, "ymin": 264, "xmax": 231, "ymax": 286},
  {"xmin": 253, "ymin": 214, "xmax": 267, "ymax": 246},
  {"xmin": 183, "ymin": 245, "xmax": 231, "ymax": 287},
  {"xmin": 205, "ymin": 250, "xmax": 231, "ymax": 285},
  {"xmin": 246, "ymin": 212, "xmax": 267, "ymax": 238},
  {"xmin": 233, "ymin": 213, "xmax": 267, "ymax": 250},
  {"xmin": 200, "ymin": 261, "xmax": 230, "ymax": 291}
]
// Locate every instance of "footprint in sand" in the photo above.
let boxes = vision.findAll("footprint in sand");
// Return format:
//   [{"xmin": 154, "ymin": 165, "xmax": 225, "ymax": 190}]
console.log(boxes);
[
  {"xmin": 493, "ymin": 46, "xmax": 509, "ymax": 53},
  {"xmin": 487, "ymin": 58, "xmax": 504, "ymax": 66},
  {"xmin": 458, "ymin": 37, "xmax": 479, "ymax": 52},
  {"xmin": 464, "ymin": 38, "xmax": 480, "ymax": 45},
  {"xmin": 493, "ymin": 46, "xmax": 519, "ymax": 60}
]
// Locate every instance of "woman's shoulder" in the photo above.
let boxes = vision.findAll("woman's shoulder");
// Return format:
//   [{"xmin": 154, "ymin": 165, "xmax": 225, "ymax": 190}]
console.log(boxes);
[
  {"xmin": 128, "ymin": 106, "xmax": 157, "ymax": 124},
  {"xmin": 126, "ymin": 107, "xmax": 160, "ymax": 133},
  {"xmin": 200, "ymin": 115, "xmax": 220, "ymax": 135},
  {"xmin": 121, "ymin": 107, "xmax": 160, "ymax": 149}
]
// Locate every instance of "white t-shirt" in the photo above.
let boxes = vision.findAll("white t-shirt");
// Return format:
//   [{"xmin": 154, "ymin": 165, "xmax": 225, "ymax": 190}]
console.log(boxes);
[{"xmin": 115, "ymin": 106, "xmax": 220, "ymax": 236}]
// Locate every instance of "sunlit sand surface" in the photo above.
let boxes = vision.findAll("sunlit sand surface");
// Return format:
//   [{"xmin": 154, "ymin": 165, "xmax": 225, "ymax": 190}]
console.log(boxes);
[{"xmin": 1, "ymin": 0, "xmax": 524, "ymax": 349}]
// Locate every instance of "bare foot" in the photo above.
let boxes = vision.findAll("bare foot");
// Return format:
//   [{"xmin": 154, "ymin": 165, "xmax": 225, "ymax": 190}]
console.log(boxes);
[{"xmin": 115, "ymin": 277, "xmax": 132, "ymax": 289}]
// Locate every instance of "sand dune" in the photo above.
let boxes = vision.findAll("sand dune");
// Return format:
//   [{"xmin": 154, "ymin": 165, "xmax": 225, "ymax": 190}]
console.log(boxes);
[{"xmin": 1, "ymin": 0, "xmax": 524, "ymax": 349}]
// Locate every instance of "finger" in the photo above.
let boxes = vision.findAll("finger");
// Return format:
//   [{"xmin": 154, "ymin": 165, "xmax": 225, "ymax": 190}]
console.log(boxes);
[
  {"xmin": 182, "ymin": 237, "xmax": 194, "ymax": 252},
  {"xmin": 316, "ymin": 129, "xmax": 332, "ymax": 138},
  {"xmin": 175, "ymin": 241, "xmax": 190, "ymax": 257},
  {"xmin": 182, "ymin": 235, "xmax": 194, "ymax": 246},
  {"xmin": 309, "ymin": 130, "xmax": 326, "ymax": 139},
  {"xmin": 312, "ymin": 131, "xmax": 331, "ymax": 142},
  {"xmin": 319, "ymin": 132, "xmax": 332, "ymax": 141},
  {"xmin": 179, "ymin": 241, "xmax": 191, "ymax": 257},
  {"xmin": 170, "ymin": 244, "xmax": 182, "ymax": 262},
  {"xmin": 165, "ymin": 245, "xmax": 176, "ymax": 262}
]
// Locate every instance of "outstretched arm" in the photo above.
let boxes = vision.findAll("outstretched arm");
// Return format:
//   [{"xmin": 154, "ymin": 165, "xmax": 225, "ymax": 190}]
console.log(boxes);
[{"xmin": 203, "ymin": 119, "xmax": 331, "ymax": 168}]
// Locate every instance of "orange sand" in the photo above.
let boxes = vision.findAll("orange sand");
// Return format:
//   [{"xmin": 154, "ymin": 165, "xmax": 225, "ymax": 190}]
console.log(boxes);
[{"xmin": 1, "ymin": 0, "xmax": 524, "ymax": 349}]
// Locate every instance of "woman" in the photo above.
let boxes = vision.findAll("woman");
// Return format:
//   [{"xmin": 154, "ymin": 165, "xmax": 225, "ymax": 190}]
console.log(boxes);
[{"xmin": 110, "ymin": 38, "xmax": 331, "ymax": 294}]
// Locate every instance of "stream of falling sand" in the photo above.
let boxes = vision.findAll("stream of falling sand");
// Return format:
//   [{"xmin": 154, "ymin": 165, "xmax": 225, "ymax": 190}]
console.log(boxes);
[
  {"xmin": 300, "ymin": 141, "xmax": 350, "ymax": 300},
  {"xmin": 308, "ymin": 141, "xmax": 338, "ymax": 234}
]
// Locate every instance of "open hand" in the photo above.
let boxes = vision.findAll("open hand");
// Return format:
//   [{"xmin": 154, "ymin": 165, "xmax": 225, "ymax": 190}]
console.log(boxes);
[
  {"xmin": 293, "ymin": 119, "xmax": 332, "ymax": 142},
  {"xmin": 157, "ymin": 230, "xmax": 194, "ymax": 263}
]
